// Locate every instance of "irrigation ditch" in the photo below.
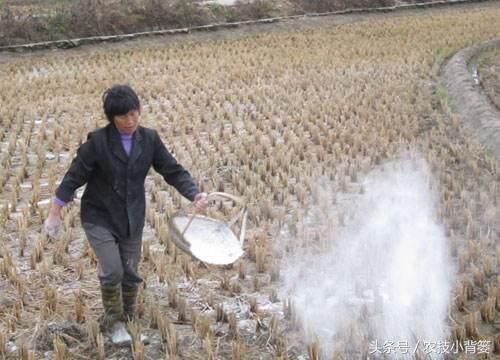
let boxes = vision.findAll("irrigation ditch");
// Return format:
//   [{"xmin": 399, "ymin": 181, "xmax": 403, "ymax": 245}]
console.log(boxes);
[{"xmin": 442, "ymin": 37, "xmax": 500, "ymax": 161}]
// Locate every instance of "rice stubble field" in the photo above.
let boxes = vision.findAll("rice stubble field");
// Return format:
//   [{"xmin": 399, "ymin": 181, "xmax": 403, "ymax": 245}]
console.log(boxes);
[{"xmin": 0, "ymin": 3, "xmax": 499, "ymax": 359}]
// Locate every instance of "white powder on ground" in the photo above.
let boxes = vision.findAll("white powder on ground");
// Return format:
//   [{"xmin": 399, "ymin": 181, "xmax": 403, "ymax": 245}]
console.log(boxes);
[
  {"xmin": 281, "ymin": 158, "xmax": 453, "ymax": 359},
  {"xmin": 173, "ymin": 216, "xmax": 244, "ymax": 265}
]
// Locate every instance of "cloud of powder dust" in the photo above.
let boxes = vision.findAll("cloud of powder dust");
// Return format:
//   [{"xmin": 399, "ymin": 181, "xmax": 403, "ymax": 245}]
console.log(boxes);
[{"xmin": 280, "ymin": 158, "xmax": 454, "ymax": 359}]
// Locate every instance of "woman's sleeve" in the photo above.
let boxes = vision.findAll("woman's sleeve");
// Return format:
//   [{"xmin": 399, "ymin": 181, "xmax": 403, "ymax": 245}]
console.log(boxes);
[
  {"xmin": 152, "ymin": 130, "xmax": 199, "ymax": 201},
  {"xmin": 55, "ymin": 134, "xmax": 97, "ymax": 203}
]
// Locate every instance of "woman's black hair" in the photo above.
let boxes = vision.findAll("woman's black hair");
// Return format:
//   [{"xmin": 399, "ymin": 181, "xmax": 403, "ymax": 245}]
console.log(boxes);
[{"xmin": 102, "ymin": 84, "xmax": 141, "ymax": 123}]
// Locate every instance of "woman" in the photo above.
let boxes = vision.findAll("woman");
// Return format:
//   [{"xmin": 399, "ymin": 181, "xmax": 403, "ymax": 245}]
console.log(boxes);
[{"xmin": 44, "ymin": 84, "xmax": 208, "ymax": 345}]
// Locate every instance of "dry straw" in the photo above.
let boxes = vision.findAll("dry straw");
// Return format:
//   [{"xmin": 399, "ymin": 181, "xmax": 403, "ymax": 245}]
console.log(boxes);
[
  {"xmin": 96, "ymin": 332, "xmax": 105, "ymax": 360},
  {"xmin": 464, "ymin": 312, "xmax": 479, "ymax": 339},
  {"xmin": 0, "ymin": 5, "xmax": 500, "ymax": 358},
  {"xmin": 204, "ymin": 334, "xmax": 216, "ymax": 360},
  {"xmin": 232, "ymin": 339, "xmax": 246, "ymax": 360},
  {"xmin": 307, "ymin": 338, "xmax": 320, "ymax": 360},
  {"xmin": 149, "ymin": 301, "xmax": 161, "ymax": 329},
  {"xmin": 44, "ymin": 285, "xmax": 58, "ymax": 315},
  {"xmin": 128, "ymin": 321, "xmax": 145, "ymax": 360},
  {"xmin": 74, "ymin": 290, "xmax": 85, "ymax": 323},
  {"xmin": 177, "ymin": 296, "xmax": 187, "ymax": 322},
  {"xmin": 160, "ymin": 318, "xmax": 177, "ymax": 358},
  {"xmin": 53, "ymin": 335, "xmax": 66, "ymax": 360},
  {"xmin": 216, "ymin": 303, "xmax": 225, "ymax": 323},
  {"xmin": 17, "ymin": 339, "xmax": 29, "ymax": 360},
  {"xmin": 87, "ymin": 319, "xmax": 99, "ymax": 347},
  {"xmin": 0, "ymin": 330, "xmax": 6, "ymax": 356},
  {"xmin": 196, "ymin": 314, "xmax": 211, "ymax": 340}
]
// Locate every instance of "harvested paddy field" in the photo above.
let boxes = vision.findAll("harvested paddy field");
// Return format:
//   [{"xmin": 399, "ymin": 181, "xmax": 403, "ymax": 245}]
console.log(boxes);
[
  {"xmin": 478, "ymin": 49, "xmax": 500, "ymax": 111},
  {"xmin": 0, "ymin": 2, "xmax": 499, "ymax": 359}
]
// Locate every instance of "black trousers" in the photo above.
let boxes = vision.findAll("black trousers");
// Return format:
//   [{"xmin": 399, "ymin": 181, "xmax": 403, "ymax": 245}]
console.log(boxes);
[{"xmin": 82, "ymin": 222, "xmax": 143, "ymax": 287}]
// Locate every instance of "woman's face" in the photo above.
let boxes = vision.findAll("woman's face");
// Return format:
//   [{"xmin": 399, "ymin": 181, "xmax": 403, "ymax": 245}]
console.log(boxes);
[{"xmin": 114, "ymin": 109, "xmax": 140, "ymax": 134}]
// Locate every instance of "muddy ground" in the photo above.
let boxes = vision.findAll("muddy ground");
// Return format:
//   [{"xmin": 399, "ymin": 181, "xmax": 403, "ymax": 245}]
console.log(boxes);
[
  {"xmin": 478, "ymin": 49, "xmax": 500, "ymax": 113},
  {"xmin": 442, "ymin": 36, "xmax": 500, "ymax": 162}
]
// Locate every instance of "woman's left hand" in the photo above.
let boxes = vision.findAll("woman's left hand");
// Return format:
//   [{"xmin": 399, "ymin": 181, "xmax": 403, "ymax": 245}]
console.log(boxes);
[{"xmin": 193, "ymin": 192, "xmax": 208, "ymax": 213}]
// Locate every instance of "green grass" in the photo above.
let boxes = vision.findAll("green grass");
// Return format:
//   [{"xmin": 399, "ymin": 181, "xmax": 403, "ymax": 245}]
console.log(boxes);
[
  {"xmin": 436, "ymin": 82, "xmax": 449, "ymax": 108},
  {"xmin": 433, "ymin": 46, "xmax": 454, "ymax": 63},
  {"xmin": 482, "ymin": 144, "xmax": 495, "ymax": 162}
]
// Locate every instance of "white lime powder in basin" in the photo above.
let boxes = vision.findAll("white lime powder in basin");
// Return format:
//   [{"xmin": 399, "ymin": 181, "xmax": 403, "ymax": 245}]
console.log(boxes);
[{"xmin": 173, "ymin": 216, "xmax": 244, "ymax": 265}]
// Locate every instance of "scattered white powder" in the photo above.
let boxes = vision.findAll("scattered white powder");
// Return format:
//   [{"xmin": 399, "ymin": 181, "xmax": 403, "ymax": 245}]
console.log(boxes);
[
  {"xmin": 281, "ymin": 158, "xmax": 453, "ymax": 358},
  {"xmin": 173, "ymin": 216, "xmax": 244, "ymax": 265}
]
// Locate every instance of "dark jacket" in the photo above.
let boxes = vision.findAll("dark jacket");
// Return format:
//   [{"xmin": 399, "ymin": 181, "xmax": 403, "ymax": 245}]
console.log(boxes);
[{"xmin": 56, "ymin": 123, "xmax": 199, "ymax": 239}]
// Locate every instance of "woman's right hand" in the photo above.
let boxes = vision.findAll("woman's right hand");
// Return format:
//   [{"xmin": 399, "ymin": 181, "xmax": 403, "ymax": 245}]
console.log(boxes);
[
  {"xmin": 44, "ymin": 204, "xmax": 63, "ymax": 238},
  {"xmin": 193, "ymin": 192, "xmax": 209, "ymax": 213}
]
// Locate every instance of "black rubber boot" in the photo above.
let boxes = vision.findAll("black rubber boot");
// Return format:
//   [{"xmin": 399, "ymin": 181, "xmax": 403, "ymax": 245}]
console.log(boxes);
[
  {"xmin": 100, "ymin": 283, "xmax": 131, "ymax": 346},
  {"xmin": 100, "ymin": 283, "xmax": 124, "ymax": 327},
  {"xmin": 122, "ymin": 283, "xmax": 139, "ymax": 322},
  {"xmin": 122, "ymin": 283, "xmax": 151, "ymax": 345}
]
